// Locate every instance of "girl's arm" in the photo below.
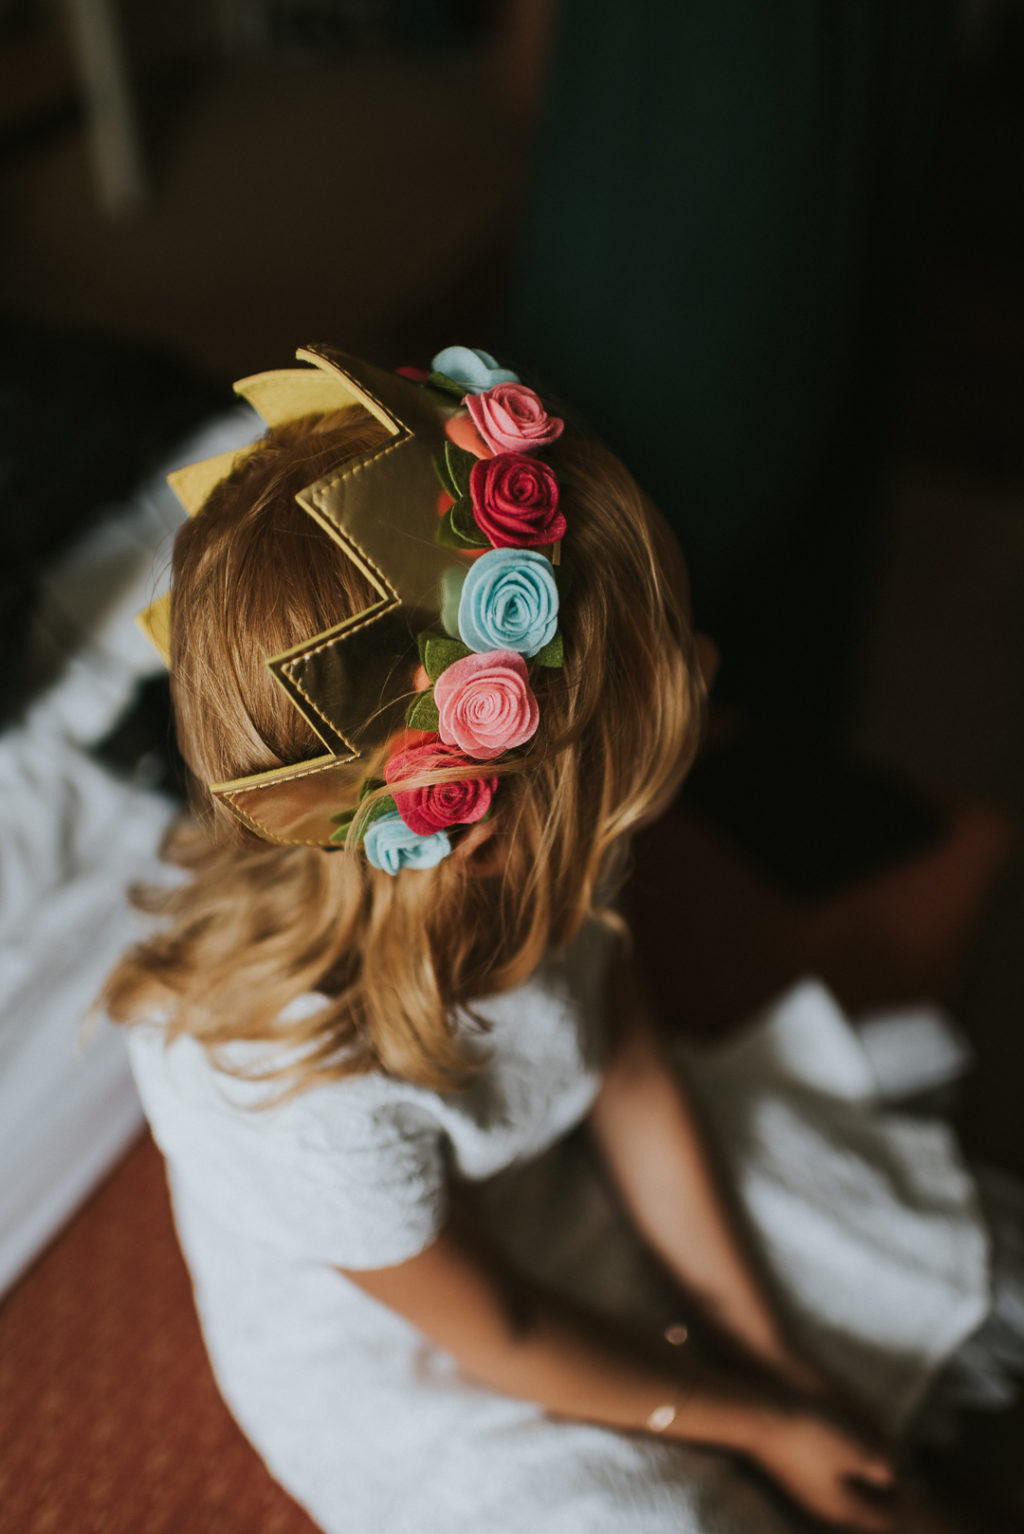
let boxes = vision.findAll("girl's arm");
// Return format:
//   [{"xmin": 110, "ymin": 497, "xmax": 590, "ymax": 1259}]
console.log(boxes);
[
  {"xmin": 339, "ymin": 1222, "xmax": 894, "ymax": 1532},
  {"xmin": 587, "ymin": 953, "xmax": 821, "ymax": 1394}
]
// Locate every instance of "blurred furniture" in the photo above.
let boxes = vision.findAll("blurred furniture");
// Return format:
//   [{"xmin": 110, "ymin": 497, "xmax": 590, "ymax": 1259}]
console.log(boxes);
[{"xmin": 62, "ymin": 0, "xmax": 146, "ymax": 214}]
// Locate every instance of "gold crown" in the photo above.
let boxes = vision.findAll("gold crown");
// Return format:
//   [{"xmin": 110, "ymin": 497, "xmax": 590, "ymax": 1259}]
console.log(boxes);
[{"xmin": 139, "ymin": 344, "xmax": 474, "ymax": 847}]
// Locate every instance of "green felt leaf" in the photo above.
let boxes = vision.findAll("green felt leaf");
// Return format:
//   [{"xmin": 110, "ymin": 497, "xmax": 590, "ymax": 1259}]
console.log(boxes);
[
  {"xmin": 432, "ymin": 450, "xmax": 455, "ymax": 498},
  {"xmin": 435, "ymin": 509, "xmax": 480, "ymax": 550},
  {"xmin": 359, "ymin": 793, "xmax": 398, "ymax": 831},
  {"xmin": 450, "ymin": 496, "xmax": 490, "ymax": 547},
  {"xmin": 444, "ymin": 440, "xmax": 476, "ymax": 500},
  {"xmin": 358, "ymin": 776, "xmax": 385, "ymax": 802},
  {"xmin": 329, "ymin": 811, "xmax": 355, "ymax": 844},
  {"xmin": 406, "ymin": 689, "xmax": 441, "ymax": 732},
  {"xmin": 534, "ymin": 629, "xmax": 564, "ymax": 668},
  {"xmin": 416, "ymin": 629, "xmax": 435, "ymax": 665},
  {"xmin": 423, "ymin": 635, "xmax": 471, "ymax": 683},
  {"xmin": 423, "ymin": 371, "xmax": 466, "ymax": 400}
]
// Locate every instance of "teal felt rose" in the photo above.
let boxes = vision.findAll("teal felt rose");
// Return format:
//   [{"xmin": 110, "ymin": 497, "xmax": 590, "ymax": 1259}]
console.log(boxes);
[
  {"xmin": 363, "ymin": 809, "xmax": 452, "ymax": 876},
  {"xmin": 457, "ymin": 548, "xmax": 559, "ymax": 658},
  {"xmin": 431, "ymin": 346, "xmax": 519, "ymax": 395}
]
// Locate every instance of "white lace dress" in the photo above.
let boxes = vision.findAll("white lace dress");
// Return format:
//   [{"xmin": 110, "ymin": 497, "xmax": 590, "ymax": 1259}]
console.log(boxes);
[{"xmin": 127, "ymin": 930, "xmax": 997, "ymax": 1534}]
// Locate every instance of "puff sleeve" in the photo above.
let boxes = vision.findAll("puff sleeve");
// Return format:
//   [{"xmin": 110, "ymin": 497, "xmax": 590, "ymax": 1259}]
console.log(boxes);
[{"xmin": 128, "ymin": 1028, "xmax": 450, "ymax": 1271}]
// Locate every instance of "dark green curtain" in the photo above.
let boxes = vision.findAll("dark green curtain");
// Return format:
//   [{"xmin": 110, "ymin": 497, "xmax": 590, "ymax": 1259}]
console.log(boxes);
[{"xmin": 507, "ymin": 1, "xmax": 949, "ymax": 732}]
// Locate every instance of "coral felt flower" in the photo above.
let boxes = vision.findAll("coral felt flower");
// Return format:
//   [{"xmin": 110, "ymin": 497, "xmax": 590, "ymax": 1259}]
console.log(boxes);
[
  {"xmin": 445, "ymin": 413, "xmax": 492, "ymax": 460},
  {"xmin": 457, "ymin": 548, "xmax": 560, "ymax": 658},
  {"xmin": 434, "ymin": 650, "xmax": 539, "ymax": 760},
  {"xmin": 385, "ymin": 738, "xmax": 496, "ymax": 834},
  {"xmin": 363, "ymin": 811, "xmax": 452, "ymax": 875},
  {"xmin": 466, "ymin": 383, "xmax": 564, "ymax": 456},
  {"xmin": 469, "ymin": 454, "xmax": 565, "ymax": 548}
]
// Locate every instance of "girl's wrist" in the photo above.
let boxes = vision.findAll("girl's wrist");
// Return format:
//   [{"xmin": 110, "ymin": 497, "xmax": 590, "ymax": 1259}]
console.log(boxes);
[
  {"xmin": 671, "ymin": 1395, "xmax": 781, "ymax": 1460},
  {"xmin": 734, "ymin": 1401, "xmax": 799, "ymax": 1467},
  {"xmin": 648, "ymin": 1357, "xmax": 782, "ymax": 1459}
]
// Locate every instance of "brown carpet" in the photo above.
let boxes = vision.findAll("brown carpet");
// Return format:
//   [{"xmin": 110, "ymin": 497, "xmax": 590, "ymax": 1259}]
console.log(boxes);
[{"xmin": 0, "ymin": 1132, "xmax": 317, "ymax": 1534}]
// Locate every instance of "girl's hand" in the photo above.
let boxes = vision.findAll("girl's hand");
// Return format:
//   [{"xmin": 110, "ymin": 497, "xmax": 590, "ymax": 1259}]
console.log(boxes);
[
  {"xmin": 759, "ymin": 1346, "xmax": 891, "ymax": 1450},
  {"xmin": 679, "ymin": 1308, "xmax": 884, "ymax": 1444},
  {"xmin": 751, "ymin": 1409, "xmax": 897, "ymax": 1532}
]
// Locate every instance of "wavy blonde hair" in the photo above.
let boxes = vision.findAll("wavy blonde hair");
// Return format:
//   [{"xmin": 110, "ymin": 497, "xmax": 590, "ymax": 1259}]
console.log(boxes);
[{"xmin": 103, "ymin": 404, "xmax": 705, "ymax": 1095}]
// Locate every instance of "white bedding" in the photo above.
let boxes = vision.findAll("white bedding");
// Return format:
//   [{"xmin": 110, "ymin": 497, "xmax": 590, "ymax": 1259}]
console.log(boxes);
[{"xmin": 0, "ymin": 409, "xmax": 259, "ymax": 1296}]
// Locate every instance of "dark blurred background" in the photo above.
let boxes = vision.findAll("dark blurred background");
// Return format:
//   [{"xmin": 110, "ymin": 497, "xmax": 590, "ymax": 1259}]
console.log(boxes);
[{"xmin": 1, "ymin": 0, "xmax": 1022, "ymax": 1155}]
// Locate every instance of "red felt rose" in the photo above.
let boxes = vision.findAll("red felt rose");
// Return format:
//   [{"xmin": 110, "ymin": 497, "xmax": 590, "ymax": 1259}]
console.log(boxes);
[
  {"xmin": 469, "ymin": 453, "xmax": 565, "ymax": 548},
  {"xmin": 384, "ymin": 737, "xmax": 496, "ymax": 835}
]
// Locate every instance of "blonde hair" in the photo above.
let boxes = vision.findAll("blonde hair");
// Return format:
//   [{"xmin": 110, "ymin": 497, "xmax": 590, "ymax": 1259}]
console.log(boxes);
[{"xmin": 103, "ymin": 405, "xmax": 705, "ymax": 1095}]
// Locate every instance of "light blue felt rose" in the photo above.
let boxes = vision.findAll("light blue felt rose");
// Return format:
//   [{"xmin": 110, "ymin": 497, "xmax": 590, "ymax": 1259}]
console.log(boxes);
[
  {"xmin": 457, "ymin": 548, "xmax": 559, "ymax": 658},
  {"xmin": 364, "ymin": 810, "xmax": 452, "ymax": 876},
  {"xmin": 431, "ymin": 346, "xmax": 519, "ymax": 395}
]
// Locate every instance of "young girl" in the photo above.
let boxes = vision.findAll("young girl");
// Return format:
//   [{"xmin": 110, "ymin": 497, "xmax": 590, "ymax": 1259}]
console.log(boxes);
[{"xmin": 106, "ymin": 345, "xmax": 996, "ymax": 1534}]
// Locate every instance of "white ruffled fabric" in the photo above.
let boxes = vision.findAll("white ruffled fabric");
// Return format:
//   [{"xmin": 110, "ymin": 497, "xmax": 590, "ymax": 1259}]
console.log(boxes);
[
  {"xmin": 129, "ymin": 968, "xmax": 1007, "ymax": 1534},
  {"xmin": 0, "ymin": 408, "xmax": 259, "ymax": 1296},
  {"xmin": 919, "ymin": 1165, "xmax": 1024, "ymax": 1436}
]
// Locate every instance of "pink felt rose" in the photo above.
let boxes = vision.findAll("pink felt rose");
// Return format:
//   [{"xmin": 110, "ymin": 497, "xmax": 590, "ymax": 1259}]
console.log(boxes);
[
  {"xmin": 433, "ymin": 650, "xmax": 540, "ymax": 761},
  {"xmin": 469, "ymin": 453, "xmax": 566, "ymax": 548},
  {"xmin": 385, "ymin": 737, "xmax": 496, "ymax": 835},
  {"xmin": 466, "ymin": 383, "xmax": 565, "ymax": 456}
]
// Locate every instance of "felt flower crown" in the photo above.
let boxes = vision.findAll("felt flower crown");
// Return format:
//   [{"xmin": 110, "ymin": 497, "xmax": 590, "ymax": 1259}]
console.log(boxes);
[{"xmin": 137, "ymin": 345, "xmax": 567, "ymax": 871}]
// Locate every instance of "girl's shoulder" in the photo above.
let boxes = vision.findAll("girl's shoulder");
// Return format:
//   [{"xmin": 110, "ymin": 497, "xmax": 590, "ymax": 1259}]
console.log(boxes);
[
  {"xmin": 127, "ymin": 918, "xmax": 617, "ymax": 1165},
  {"xmin": 132, "ymin": 918, "xmax": 615, "ymax": 1100},
  {"xmin": 125, "ymin": 993, "xmax": 417, "ymax": 1132},
  {"xmin": 126, "ymin": 999, "xmax": 452, "ymax": 1269},
  {"xmin": 124, "ymin": 925, "xmax": 617, "ymax": 1270}
]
